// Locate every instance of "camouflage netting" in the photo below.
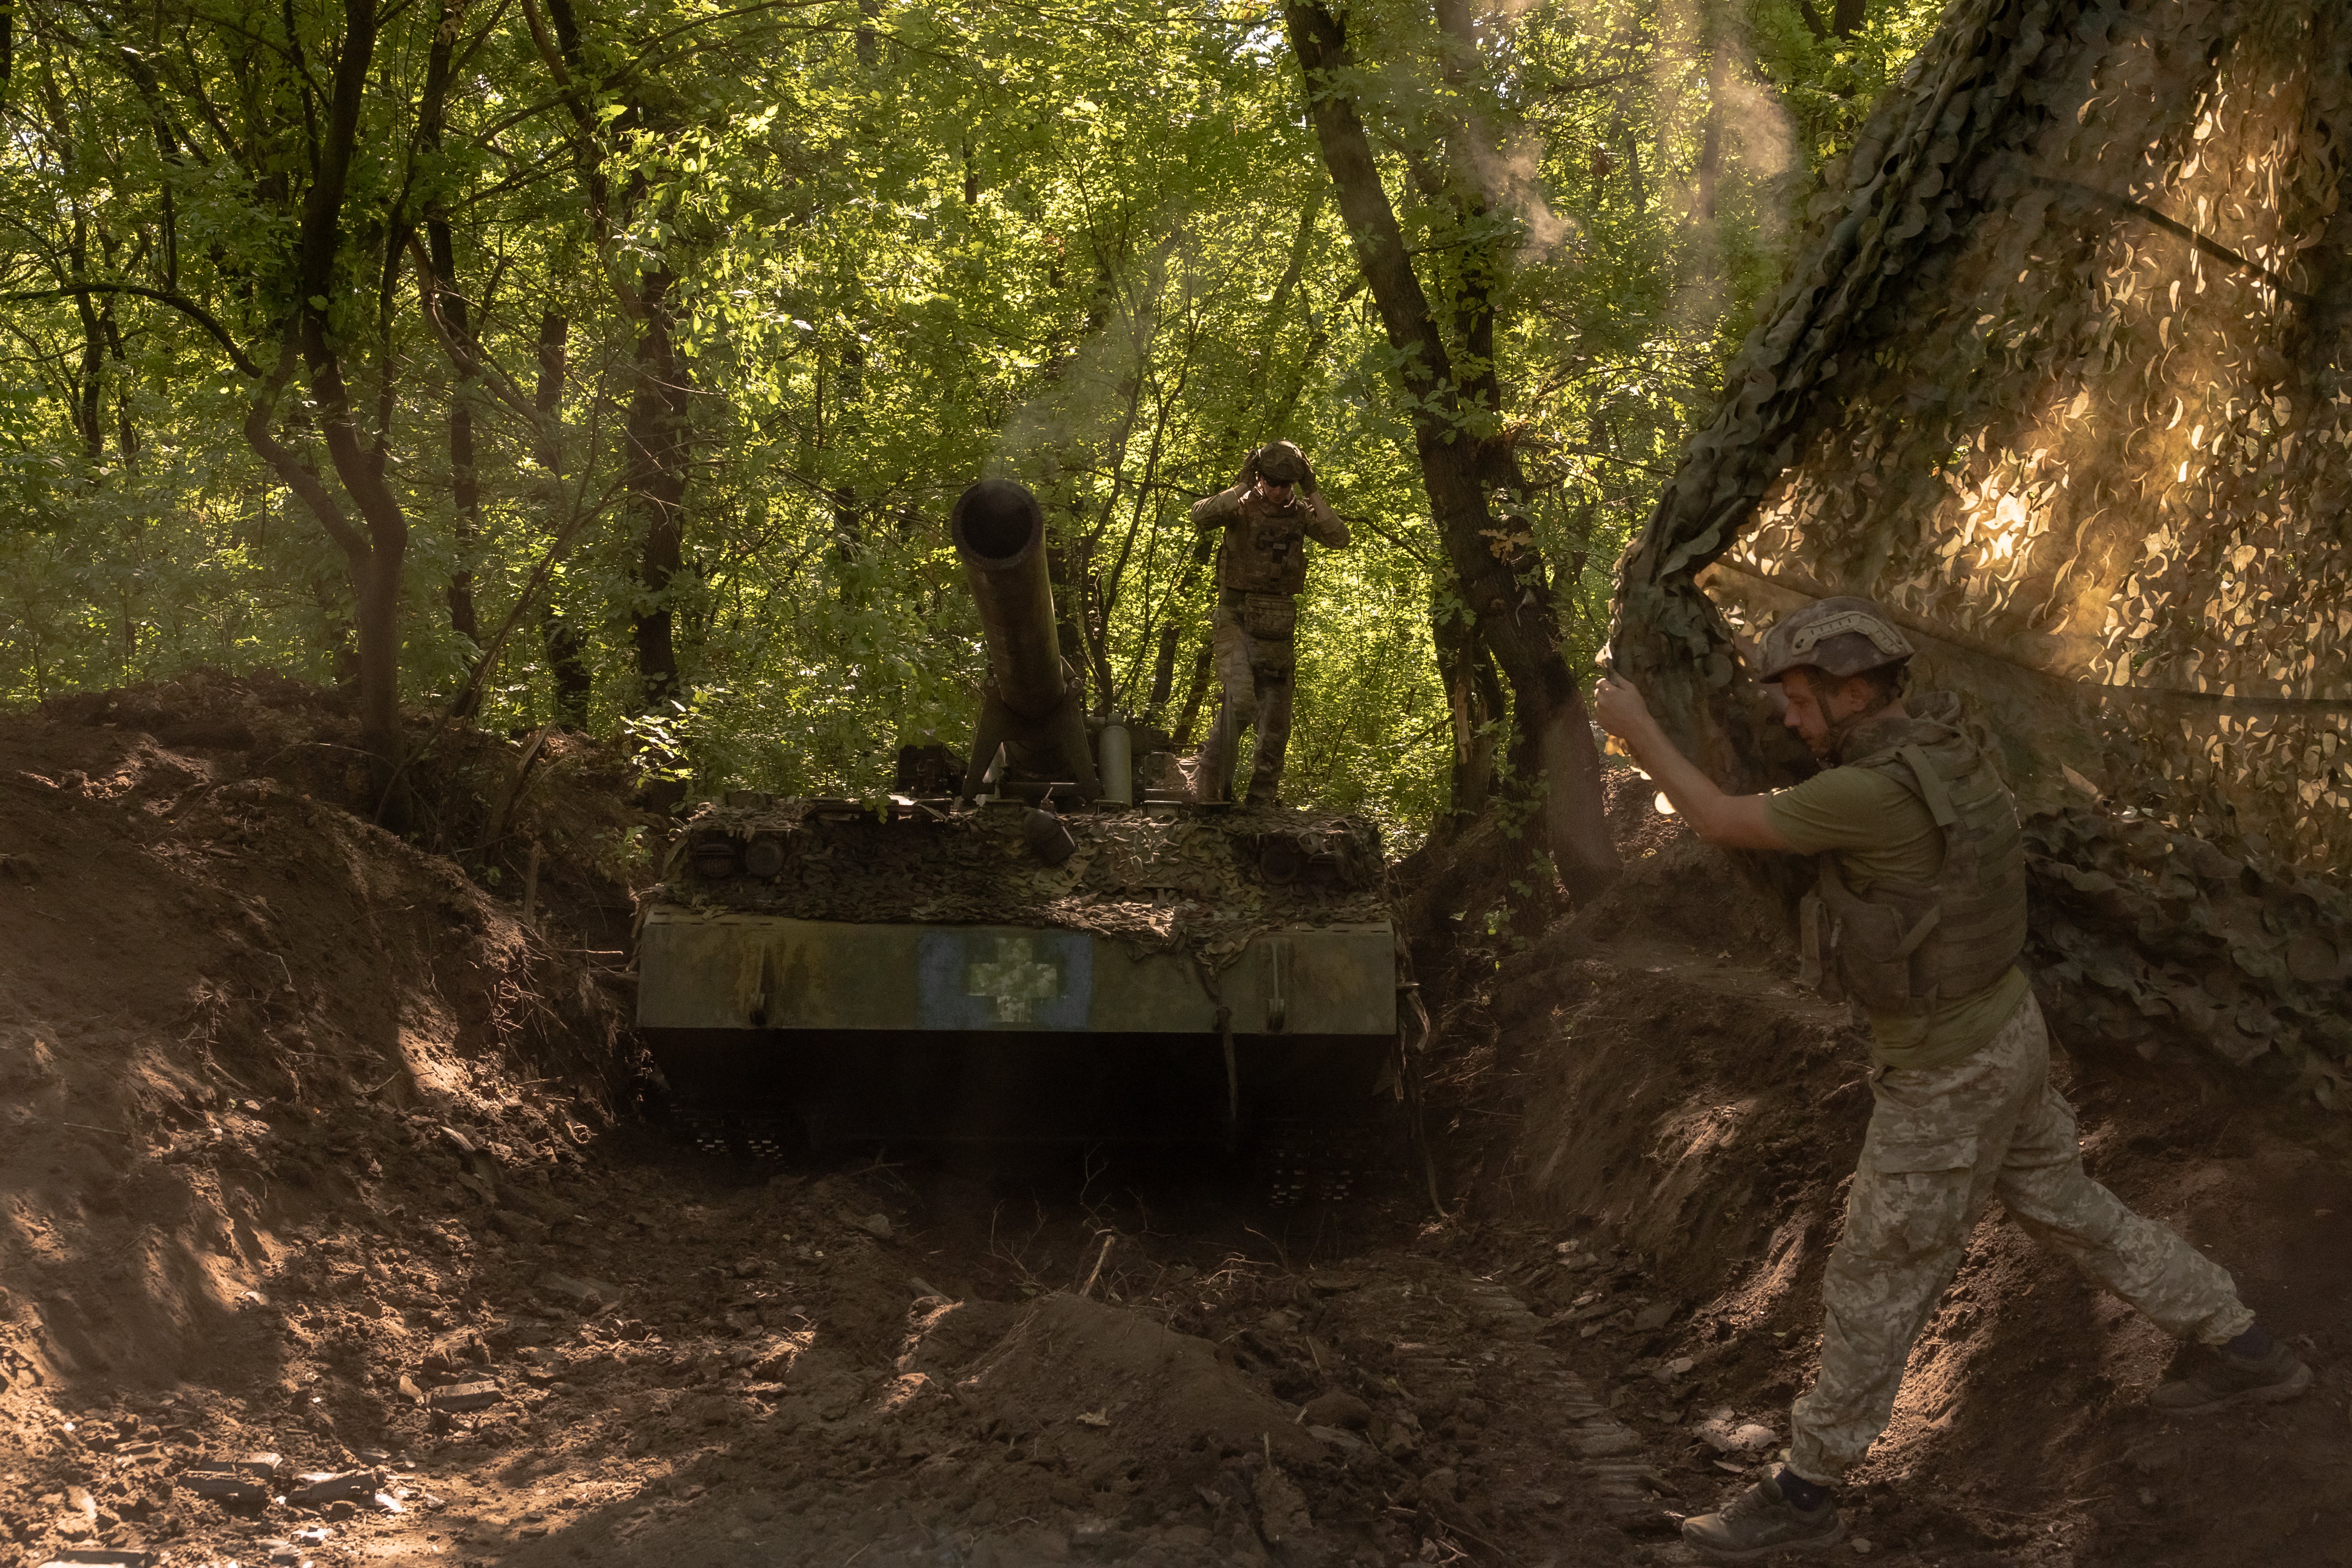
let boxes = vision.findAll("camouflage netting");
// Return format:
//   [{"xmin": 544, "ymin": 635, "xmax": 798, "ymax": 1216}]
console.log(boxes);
[
  {"xmin": 1609, "ymin": 0, "xmax": 2352, "ymax": 1102},
  {"xmin": 654, "ymin": 800, "xmax": 1393, "ymax": 974},
  {"xmin": 2025, "ymin": 807, "xmax": 2352, "ymax": 1105}
]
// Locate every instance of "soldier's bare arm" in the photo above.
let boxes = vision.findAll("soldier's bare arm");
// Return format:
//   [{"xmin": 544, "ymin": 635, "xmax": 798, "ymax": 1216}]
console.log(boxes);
[{"xmin": 1590, "ymin": 676, "xmax": 1792, "ymax": 851}]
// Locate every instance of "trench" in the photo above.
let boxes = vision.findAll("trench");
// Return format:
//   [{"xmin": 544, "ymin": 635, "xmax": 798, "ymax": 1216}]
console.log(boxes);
[{"xmin": 6, "ymin": 705, "xmax": 2349, "ymax": 1568}]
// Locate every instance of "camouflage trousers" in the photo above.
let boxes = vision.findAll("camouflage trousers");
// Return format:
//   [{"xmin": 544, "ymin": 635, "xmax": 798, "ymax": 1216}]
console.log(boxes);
[
  {"xmin": 1196, "ymin": 607, "xmax": 1294, "ymax": 805},
  {"xmin": 1788, "ymin": 992, "xmax": 2253, "ymax": 1482}
]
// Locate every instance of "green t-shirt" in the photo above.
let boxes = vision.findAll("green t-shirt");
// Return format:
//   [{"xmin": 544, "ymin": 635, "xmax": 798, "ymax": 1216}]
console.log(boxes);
[{"xmin": 1765, "ymin": 767, "xmax": 2029, "ymax": 1071}]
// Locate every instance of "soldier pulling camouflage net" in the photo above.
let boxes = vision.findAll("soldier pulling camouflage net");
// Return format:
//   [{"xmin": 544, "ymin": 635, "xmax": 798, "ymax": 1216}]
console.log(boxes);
[{"xmin": 1593, "ymin": 597, "xmax": 2312, "ymax": 1561}]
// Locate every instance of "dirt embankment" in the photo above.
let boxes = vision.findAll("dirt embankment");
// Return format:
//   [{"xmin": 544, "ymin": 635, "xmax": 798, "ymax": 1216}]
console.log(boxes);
[{"xmin": 3, "ymin": 685, "xmax": 2349, "ymax": 1568}]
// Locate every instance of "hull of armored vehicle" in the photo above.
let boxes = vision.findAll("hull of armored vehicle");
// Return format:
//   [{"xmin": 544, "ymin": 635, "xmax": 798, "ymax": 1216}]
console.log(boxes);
[{"xmin": 634, "ymin": 799, "xmax": 1400, "ymax": 1150}]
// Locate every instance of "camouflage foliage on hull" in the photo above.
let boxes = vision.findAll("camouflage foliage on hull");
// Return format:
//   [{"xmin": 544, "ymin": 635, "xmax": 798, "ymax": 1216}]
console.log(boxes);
[{"xmin": 654, "ymin": 799, "xmax": 1392, "ymax": 973}]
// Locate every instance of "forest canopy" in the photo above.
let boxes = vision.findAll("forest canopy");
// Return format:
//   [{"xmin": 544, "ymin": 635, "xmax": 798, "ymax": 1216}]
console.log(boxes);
[{"xmin": 0, "ymin": 0, "xmax": 1942, "ymax": 844}]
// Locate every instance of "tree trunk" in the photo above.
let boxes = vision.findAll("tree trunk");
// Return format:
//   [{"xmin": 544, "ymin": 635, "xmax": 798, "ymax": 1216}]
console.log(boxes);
[
  {"xmin": 1171, "ymin": 641, "xmax": 1213, "ymax": 750},
  {"xmin": 1433, "ymin": 587, "xmax": 1503, "ymax": 825},
  {"xmin": 625, "ymin": 265, "xmax": 691, "ymax": 716},
  {"xmin": 66, "ymin": 212, "xmax": 105, "ymax": 458},
  {"xmin": 422, "ymin": 0, "xmax": 482, "ymax": 705},
  {"xmin": 1285, "ymin": 0, "xmax": 1619, "ymax": 900},
  {"xmin": 1145, "ymin": 622, "xmax": 1180, "ymax": 719},
  {"xmin": 530, "ymin": 308, "xmax": 593, "ymax": 727},
  {"xmin": 236, "ymin": 0, "xmax": 408, "ymax": 773}
]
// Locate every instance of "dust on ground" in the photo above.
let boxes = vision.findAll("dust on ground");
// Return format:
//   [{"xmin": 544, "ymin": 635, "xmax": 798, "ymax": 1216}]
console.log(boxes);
[{"xmin": 2, "ymin": 680, "xmax": 2347, "ymax": 1568}]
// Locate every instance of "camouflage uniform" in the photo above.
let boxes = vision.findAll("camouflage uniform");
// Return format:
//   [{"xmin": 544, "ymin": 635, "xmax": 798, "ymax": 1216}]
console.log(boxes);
[
  {"xmin": 1191, "ymin": 448, "xmax": 1348, "ymax": 804},
  {"xmin": 1748, "ymin": 598, "xmax": 2259, "ymax": 1484},
  {"xmin": 1787, "ymin": 990, "xmax": 2254, "ymax": 1481},
  {"xmin": 1202, "ymin": 604, "xmax": 1297, "ymax": 807}
]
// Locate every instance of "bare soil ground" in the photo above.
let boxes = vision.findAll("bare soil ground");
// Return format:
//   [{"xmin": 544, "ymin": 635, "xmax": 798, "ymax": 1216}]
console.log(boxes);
[{"xmin": 2, "ymin": 684, "xmax": 2347, "ymax": 1568}]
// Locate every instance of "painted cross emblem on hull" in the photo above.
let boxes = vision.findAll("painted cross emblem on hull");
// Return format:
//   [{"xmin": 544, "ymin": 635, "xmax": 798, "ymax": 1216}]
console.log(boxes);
[{"xmin": 966, "ymin": 936, "xmax": 1062, "ymax": 1023}]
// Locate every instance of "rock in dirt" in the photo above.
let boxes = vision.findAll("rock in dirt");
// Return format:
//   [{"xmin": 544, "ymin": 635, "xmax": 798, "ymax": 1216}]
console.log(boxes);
[
  {"xmin": 41, "ymin": 1553, "xmax": 156, "ymax": 1568},
  {"xmin": 1694, "ymin": 1414, "xmax": 1778, "ymax": 1455},
  {"xmin": 537, "ymin": 1272, "xmax": 621, "ymax": 1308},
  {"xmin": 178, "ymin": 1465, "xmax": 272, "ymax": 1503},
  {"xmin": 1299, "ymin": 1388, "xmax": 1372, "ymax": 1429},
  {"xmin": 1414, "ymin": 1466, "xmax": 1459, "ymax": 1504},
  {"xmin": 1253, "ymin": 1463, "xmax": 1314, "ymax": 1542},
  {"xmin": 288, "ymin": 1470, "xmax": 384, "ymax": 1506},
  {"xmin": 1572, "ymin": 1426, "xmax": 1643, "ymax": 1458},
  {"xmin": 425, "ymin": 1383, "xmax": 502, "ymax": 1414},
  {"xmin": 956, "ymin": 1291, "xmax": 1321, "ymax": 1468}
]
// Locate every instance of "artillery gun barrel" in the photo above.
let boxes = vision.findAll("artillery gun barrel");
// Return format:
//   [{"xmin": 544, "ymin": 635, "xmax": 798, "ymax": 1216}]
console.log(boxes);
[
  {"xmin": 952, "ymin": 480, "xmax": 1065, "ymax": 719},
  {"xmin": 951, "ymin": 479, "xmax": 1101, "ymax": 800}
]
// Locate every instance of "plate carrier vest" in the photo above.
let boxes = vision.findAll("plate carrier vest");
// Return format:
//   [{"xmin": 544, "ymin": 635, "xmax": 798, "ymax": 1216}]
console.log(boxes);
[
  {"xmin": 1796, "ymin": 692, "xmax": 2028, "ymax": 1014},
  {"xmin": 1217, "ymin": 492, "xmax": 1316, "ymax": 598}
]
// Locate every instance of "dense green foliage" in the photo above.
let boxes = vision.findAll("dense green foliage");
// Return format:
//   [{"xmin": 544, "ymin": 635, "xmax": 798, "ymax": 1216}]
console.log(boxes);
[{"xmin": 0, "ymin": 0, "xmax": 1938, "ymax": 843}]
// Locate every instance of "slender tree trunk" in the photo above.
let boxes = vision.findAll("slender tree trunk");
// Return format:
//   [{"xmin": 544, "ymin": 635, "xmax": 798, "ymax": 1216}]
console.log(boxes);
[
  {"xmin": 530, "ymin": 308, "xmax": 593, "ymax": 727},
  {"xmin": 625, "ymin": 266, "xmax": 691, "ymax": 715},
  {"xmin": 1146, "ymin": 622, "xmax": 1180, "ymax": 720},
  {"xmin": 1285, "ymin": 0, "xmax": 1619, "ymax": 899},
  {"xmin": 1171, "ymin": 641, "xmax": 1213, "ymax": 750},
  {"xmin": 421, "ymin": 0, "xmax": 482, "ymax": 707},
  {"xmin": 1433, "ymin": 587, "xmax": 1503, "ymax": 824},
  {"xmin": 533, "ymin": 0, "xmax": 695, "ymax": 745},
  {"xmin": 67, "ymin": 216, "xmax": 105, "ymax": 458}
]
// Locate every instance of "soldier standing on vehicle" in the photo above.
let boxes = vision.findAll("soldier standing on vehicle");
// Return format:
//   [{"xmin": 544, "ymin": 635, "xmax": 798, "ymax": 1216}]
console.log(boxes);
[
  {"xmin": 1590, "ymin": 596, "xmax": 2311, "ymax": 1561},
  {"xmin": 1190, "ymin": 441, "xmax": 1350, "ymax": 805}
]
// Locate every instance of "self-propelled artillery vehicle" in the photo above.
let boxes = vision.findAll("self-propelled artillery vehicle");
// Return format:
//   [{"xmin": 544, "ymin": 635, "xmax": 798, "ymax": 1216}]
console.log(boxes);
[{"xmin": 633, "ymin": 479, "xmax": 1404, "ymax": 1152}]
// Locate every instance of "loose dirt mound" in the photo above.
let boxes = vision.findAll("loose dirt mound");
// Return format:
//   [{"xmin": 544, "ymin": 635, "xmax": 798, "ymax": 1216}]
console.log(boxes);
[
  {"xmin": 956, "ymin": 1291, "xmax": 1323, "ymax": 1470},
  {"xmin": 1437, "ymin": 791, "xmax": 2352, "ymax": 1568},
  {"xmin": 1, "ymin": 699, "xmax": 631, "ymax": 1388}
]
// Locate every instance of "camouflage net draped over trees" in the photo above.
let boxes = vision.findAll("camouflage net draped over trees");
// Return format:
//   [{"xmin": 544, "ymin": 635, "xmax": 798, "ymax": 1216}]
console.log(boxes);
[{"xmin": 1609, "ymin": 0, "xmax": 2352, "ymax": 1104}]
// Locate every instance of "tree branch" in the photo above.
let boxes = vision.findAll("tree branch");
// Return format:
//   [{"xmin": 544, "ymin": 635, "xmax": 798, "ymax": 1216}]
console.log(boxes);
[{"xmin": 1, "ymin": 282, "xmax": 262, "ymax": 376}]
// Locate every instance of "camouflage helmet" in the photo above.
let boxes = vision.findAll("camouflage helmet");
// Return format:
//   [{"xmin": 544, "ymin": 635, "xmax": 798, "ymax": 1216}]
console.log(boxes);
[
  {"xmin": 1756, "ymin": 596, "xmax": 1915, "ymax": 684},
  {"xmin": 1247, "ymin": 441, "xmax": 1311, "ymax": 488}
]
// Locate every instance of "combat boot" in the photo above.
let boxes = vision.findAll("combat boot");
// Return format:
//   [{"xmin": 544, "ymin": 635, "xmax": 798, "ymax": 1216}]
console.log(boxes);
[
  {"xmin": 2152, "ymin": 1338, "xmax": 2312, "ymax": 1415},
  {"xmin": 1681, "ymin": 1474, "xmax": 1846, "ymax": 1560}
]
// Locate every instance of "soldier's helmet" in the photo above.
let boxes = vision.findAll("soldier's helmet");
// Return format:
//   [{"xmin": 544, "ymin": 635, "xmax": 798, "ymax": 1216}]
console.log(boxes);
[
  {"xmin": 1756, "ymin": 596, "xmax": 1914, "ymax": 684},
  {"xmin": 1248, "ymin": 441, "xmax": 1311, "ymax": 488}
]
